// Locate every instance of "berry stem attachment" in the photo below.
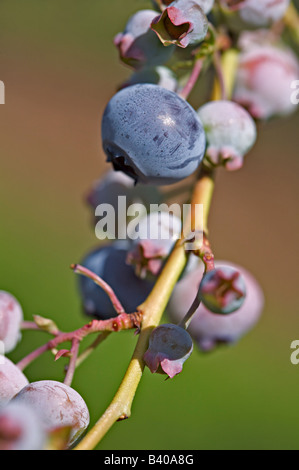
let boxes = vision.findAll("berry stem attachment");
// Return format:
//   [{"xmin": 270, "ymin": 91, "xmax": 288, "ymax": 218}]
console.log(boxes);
[
  {"xmin": 179, "ymin": 58, "xmax": 203, "ymax": 100},
  {"xmin": 16, "ymin": 314, "xmax": 141, "ymax": 372},
  {"xmin": 71, "ymin": 264, "xmax": 126, "ymax": 316},
  {"xmin": 64, "ymin": 339, "xmax": 80, "ymax": 387},
  {"xmin": 179, "ymin": 295, "xmax": 201, "ymax": 330}
]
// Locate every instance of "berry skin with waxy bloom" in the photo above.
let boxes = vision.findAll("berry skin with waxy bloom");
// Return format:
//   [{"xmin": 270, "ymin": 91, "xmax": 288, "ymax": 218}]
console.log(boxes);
[
  {"xmin": 151, "ymin": 0, "xmax": 208, "ymax": 48},
  {"xmin": 102, "ymin": 84, "xmax": 206, "ymax": 185},
  {"xmin": 12, "ymin": 380, "xmax": 90, "ymax": 447},
  {"xmin": 0, "ymin": 291, "xmax": 23, "ymax": 353},
  {"xmin": 0, "ymin": 402, "xmax": 47, "ymax": 450},
  {"xmin": 197, "ymin": 100, "xmax": 257, "ymax": 170},
  {"xmin": 126, "ymin": 211, "xmax": 182, "ymax": 279},
  {"xmin": 168, "ymin": 261, "xmax": 264, "ymax": 351},
  {"xmin": 219, "ymin": 0, "xmax": 290, "ymax": 29},
  {"xmin": 233, "ymin": 44, "xmax": 299, "ymax": 120},
  {"xmin": 114, "ymin": 9, "xmax": 175, "ymax": 69},
  {"xmin": 198, "ymin": 266, "xmax": 247, "ymax": 314},
  {"xmin": 144, "ymin": 323, "xmax": 193, "ymax": 378},
  {"xmin": 0, "ymin": 356, "xmax": 29, "ymax": 407},
  {"xmin": 78, "ymin": 242, "xmax": 154, "ymax": 319}
]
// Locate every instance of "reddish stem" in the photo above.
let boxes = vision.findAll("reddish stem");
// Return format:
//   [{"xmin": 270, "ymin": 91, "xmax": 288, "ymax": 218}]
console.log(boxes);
[
  {"xmin": 20, "ymin": 321, "xmax": 46, "ymax": 332},
  {"xmin": 71, "ymin": 264, "xmax": 125, "ymax": 315},
  {"xmin": 16, "ymin": 312, "xmax": 142, "ymax": 371},
  {"xmin": 179, "ymin": 59, "xmax": 203, "ymax": 100},
  {"xmin": 200, "ymin": 233, "xmax": 215, "ymax": 273},
  {"xmin": 64, "ymin": 339, "xmax": 80, "ymax": 387}
]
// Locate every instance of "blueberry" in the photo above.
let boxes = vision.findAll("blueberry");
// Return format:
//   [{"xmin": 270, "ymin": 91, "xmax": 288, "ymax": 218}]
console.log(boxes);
[
  {"xmin": 198, "ymin": 266, "xmax": 247, "ymax": 314},
  {"xmin": 220, "ymin": 0, "xmax": 290, "ymax": 29},
  {"xmin": 197, "ymin": 100, "xmax": 257, "ymax": 170},
  {"xmin": 0, "ymin": 291, "xmax": 23, "ymax": 353},
  {"xmin": 86, "ymin": 170, "xmax": 162, "ymax": 239},
  {"xmin": 0, "ymin": 402, "xmax": 46, "ymax": 450},
  {"xmin": 12, "ymin": 380, "xmax": 90, "ymax": 447},
  {"xmin": 151, "ymin": 0, "xmax": 208, "ymax": 48},
  {"xmin": 0, "ymin": 356, "xmax": 29, "ymax": 408},
  {"xmin": 144, "ymin": 323, "xmax": 193, "ymax": 378},
  {"xmin": 233, "ymin": 42, "xmax": 299, "ymax": 120},
  {"xmin": 78, "ymin": 242, "xmax": 154, "ymax": 319},
  {"xmin": 114, "ymin": 9, "xmax": 175, "ymax": 69},
  {"xmin": 126, "ymin": 211, "xmax": 182, "ymax": 279},
  {"xmin": 101, "ymin": 84, "xmax": 206, "ymax": 185},
  {"xmin": 168, "ymin": 261, "xmax": 264, "ymax": 351}
]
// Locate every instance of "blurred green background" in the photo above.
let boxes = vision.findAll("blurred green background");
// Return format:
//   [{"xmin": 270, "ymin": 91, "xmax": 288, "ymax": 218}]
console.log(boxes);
[{"xmin": 1, "ymin": 0, "xmax": 299, "ymax": 450}]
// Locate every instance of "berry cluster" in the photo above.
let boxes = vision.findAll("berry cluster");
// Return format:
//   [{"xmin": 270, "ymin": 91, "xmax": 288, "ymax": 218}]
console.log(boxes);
[
  {"xmin": 0, "ymin": 293, "xmax": 90, "ymax": 450},
  {"xmin": 1, "ymin": 0, "xmax": 298, "ymax": 450}
]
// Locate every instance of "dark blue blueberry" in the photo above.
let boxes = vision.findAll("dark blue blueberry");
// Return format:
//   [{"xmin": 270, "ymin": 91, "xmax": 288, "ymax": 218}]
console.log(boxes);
[
  {"xmin": 78, "ymin": 242, "xmax": 154, "ymax": 319},
  {"xmin": 101, "ymin": 84, "xmax": 206, "ymax": 185}
]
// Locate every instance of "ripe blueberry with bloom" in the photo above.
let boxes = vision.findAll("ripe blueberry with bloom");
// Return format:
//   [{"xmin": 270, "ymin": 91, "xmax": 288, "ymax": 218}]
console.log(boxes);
[
  {"xmin": 144, "ymin": 323, "xmax": 193, "ymax": 378},
  {"xmin": 0, "ymin": 402, "xmax": 46, "ymax": 450},
  {"xmin": 12, "ymin": 380, "xmax": 90, "ymax": 447},
  {"xmin": 197, "ymin": 100, "xmax": 257, "ymax": 170},
  {"xmin": 151, "ymin": 0, "xmax": 208, "ymax": 48},
  {"xmin": 78, "ymin": 242, "xmax": 154, "ymax": 319},
  {"xmin": 101, "ymin": 83, "xmax": 206, "ymax": 185},
  {"xmin": 168, "ymin": 261, "xmax": 264, "ymax": 351},
  {"xmin": 114, "ymin": 9, "xmax": 175, "ymax": 69},
  {"xmin": 0, "ymin": 356, "xmax": 29, "ymax": 407},
  {"xmin": 0, "ymin": 291, "xmax": 23, "ymax": 353}
]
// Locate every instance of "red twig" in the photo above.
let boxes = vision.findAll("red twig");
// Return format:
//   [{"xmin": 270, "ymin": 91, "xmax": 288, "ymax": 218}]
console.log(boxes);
[
  {"xmin": 71, "ymin": 264, "xmax": 125, "ymax": 315},
  {"xmin": 16, "ymin": 313, "xmax": 142, "ymax": 371},
  {"xmin": 179, "ymin": 59, "xmax": 203, "ymax": 100},
  {"xmin": 64, "ymin": 339, "xmax": 80, "ymax": 387}
]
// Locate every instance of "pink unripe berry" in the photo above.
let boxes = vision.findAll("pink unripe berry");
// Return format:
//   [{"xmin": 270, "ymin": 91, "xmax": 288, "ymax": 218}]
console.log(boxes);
[
  {"xmin": 13, "ymin": 380, "xmax": 90, "ymax": 447},
  {"xmin": 0, "ymin": 356, "xmax": 29, "ymax": 407},
  {"xmin": 144, "ymin": 323, "xmax": 193, "ymax": 378},
  {"xmin": 197, "ymin": 100, "xmax": 257, "ymax": 170},
  {"xmin": 168, "ymin": 261, "xmax": 264, "ymax": 351},
  {"xmin": 233, "ymin": 44, "xmax": 299, "ymax": 120},
  {"xmin": 220, "ymin": 0, "xmax": 290, "ymax": 29},
  {"xmin": 0, "ymin": 402, "xmax": 46, "ymax": 450},
  {"xmin": 0, "ymin": 291, "xmax": 23, "ymax": 353}
]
